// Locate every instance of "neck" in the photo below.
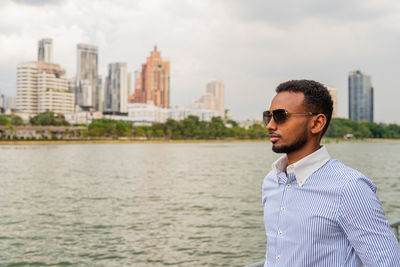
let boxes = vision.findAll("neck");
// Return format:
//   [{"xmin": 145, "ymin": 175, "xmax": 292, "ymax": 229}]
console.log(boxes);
[{"xmin": 287, "ymin": 142, "xmax": 321, "ymax": 165}]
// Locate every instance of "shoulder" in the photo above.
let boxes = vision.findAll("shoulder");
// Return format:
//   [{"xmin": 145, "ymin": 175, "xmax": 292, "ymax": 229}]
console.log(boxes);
[
  {"xmin": 328, "ymin": 160, "xmax": 380, "ymax": 217},
  {"xmin": 320, "ymin": 159, "xmax": 377, "ymax": 193},
  {"xmin": 262, "ymin": 170, "xmax": 277, "ymax": 189}
]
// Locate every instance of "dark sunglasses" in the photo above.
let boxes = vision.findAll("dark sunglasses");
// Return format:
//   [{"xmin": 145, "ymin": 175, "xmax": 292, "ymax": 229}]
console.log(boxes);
[{"xmin": 263, "ymin": 109, "xmax": 317, "ymax": 125}]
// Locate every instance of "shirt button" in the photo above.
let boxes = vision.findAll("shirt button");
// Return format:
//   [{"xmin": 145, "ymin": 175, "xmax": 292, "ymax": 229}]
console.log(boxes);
[
  {"xmin": 286, "ymin": 183, "xmax": 291, "ymax": 188},
  {"xmin": 278, "ymin": 231, "xmax": 283, "ymax": 236},
  {"xmin": 281, "ymin": 206, "xmax": 286, "ymax": 211},
  {"xmin": 276, "ymin": 255, "xmax": 280, "ymax": 261}
]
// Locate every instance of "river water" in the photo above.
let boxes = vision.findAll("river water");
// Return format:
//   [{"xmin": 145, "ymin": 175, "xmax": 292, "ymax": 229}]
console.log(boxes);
[{"xmin": 0, "ymin": 141, "xmax": 399, "ymax": 266}]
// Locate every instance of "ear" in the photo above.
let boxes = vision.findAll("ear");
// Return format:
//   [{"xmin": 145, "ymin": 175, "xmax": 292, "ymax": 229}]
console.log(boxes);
[{"xmin": 310, "ymin": 114, "xmax": 327, "ymax": 135}]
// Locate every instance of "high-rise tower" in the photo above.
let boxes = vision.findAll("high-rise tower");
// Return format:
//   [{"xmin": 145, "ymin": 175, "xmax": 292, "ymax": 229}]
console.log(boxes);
[
  {"xmin": 76, "ymin": 44, "xmax": 100, "ymax": 111},
  {"xmin": 348, "ymin": 70, "xmax": 374, "ymax": 122},
  {"xmin": 131, "ymin": 46, "xmax": 170, "ymax": 108},
  {"xmin": 38, "ymin": 38, "xmax": 53, "ymax": 62},
  {"xmin": 104, "ymin": 63, "xmax": 128, "ymax": 114}
]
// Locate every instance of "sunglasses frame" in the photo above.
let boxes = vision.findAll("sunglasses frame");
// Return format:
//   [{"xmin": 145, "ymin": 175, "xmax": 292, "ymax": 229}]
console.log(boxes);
[{"xmin": 263, "ymin": 109, "xmax": 317, "ymax": 125}]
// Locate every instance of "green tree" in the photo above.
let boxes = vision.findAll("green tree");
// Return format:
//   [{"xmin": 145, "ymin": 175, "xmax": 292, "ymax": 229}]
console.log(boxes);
[
  {"xmin": 0, "ymin": 115, "xmax": 9, "ymax": 125},
  {"xmin": 10, "ymin": 115, "xmax": 24, "ymax": 126},
  {"xmin": 30, "ymin": 111, "xmax": 69, "ymax": 126}
]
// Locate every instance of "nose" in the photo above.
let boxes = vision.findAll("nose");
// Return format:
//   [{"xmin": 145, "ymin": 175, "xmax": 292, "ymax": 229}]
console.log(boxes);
[{"xmin": 266, "ymin": 117, "xmax": 277, "ymax": 132}]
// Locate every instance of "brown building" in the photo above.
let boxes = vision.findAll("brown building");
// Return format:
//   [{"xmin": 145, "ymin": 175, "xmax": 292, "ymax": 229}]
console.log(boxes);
[{"xmin": 130, "ymin": 46, "xmax": 170, "ymax": 108}]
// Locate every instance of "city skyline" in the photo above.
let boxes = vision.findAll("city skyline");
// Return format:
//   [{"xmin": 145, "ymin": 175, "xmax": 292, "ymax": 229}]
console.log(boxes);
[{"xmin": 1, "ymin": 0, "xmax": 400, "ymax": 123}]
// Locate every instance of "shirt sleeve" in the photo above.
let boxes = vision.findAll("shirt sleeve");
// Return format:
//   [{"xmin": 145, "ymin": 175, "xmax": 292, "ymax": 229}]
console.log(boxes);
[{"xmin": 337, "ymin": 177, "xmax": 400, "ymax": 266}]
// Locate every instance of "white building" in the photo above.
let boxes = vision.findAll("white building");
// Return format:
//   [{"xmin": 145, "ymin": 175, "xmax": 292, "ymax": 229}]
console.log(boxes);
[
  {"xmin": 125, "ymin": 102, "xmax": 168, "ymax": 124},
  {"xmin": 119, "ymin": 102, "xmax": 223, "ymax": 125},
  {"xmin": 65, "ymin": 111, "xmax": 102, "ymax": 125},
  {"xmin": 169, "ymin": 106, "xmax": 222, "ymax": 122},
  {"xmin": 16, "ymin": 61, "xmax": 74, "ymax": 115}
]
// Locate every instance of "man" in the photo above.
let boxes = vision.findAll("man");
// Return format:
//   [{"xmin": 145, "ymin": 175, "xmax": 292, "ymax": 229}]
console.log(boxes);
[{"xmin": 262, "ymin": 80, "xmax": 400, "ymax": 266}]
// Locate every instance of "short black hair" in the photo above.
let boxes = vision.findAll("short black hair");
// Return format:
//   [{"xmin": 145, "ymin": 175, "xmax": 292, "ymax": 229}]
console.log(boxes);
[{"xmin": 276, "ymin": 79, "xmax": 333, "ymax": 137}]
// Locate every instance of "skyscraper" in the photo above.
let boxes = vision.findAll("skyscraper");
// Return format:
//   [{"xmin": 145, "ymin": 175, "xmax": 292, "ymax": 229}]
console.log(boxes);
[
  {"xmin": 104, "ymin": 63, "xmax": 128, "ymax": 114},
  {"xmin": 76, "ymin": 44, "xmax": 99, "ymax": 111},
  {"xmin": 348, "ymin": 70, "xmax": 374, "ymax": 122},
  {"xmin": 206, "ymin": 79, "xmax": 225, "ymax": 115},
  {"xmin": 0, "ymin": 90, "xmax": 4, "ymax": 113},
  {"xmin": 131, "ymin": 46, "xmax": 170, "ymax": 108},
  {"xmin": 38, "ymin": 38, "xmax": 53, "ymax": 62}
]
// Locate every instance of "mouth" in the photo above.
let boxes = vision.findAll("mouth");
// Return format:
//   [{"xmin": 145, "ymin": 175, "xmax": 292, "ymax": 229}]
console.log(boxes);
[{"xmin": 269, "ymin": 133, "xmax": 281, "ymax": 143}]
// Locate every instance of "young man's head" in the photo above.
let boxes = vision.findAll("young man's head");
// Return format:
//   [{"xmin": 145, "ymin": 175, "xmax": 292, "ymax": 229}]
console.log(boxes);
[{"xmin": 264, "ymin": 80, "xmax": 333, "ymax": 157}]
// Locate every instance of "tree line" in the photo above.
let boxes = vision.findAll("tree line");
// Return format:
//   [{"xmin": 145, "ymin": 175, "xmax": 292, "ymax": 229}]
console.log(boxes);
[
  {"xmin": 87, "ymin": 116, "xmax": 268, "ymax": 139},
  {"xmin": 1, "ymin": 112, "xmax": 400, "ymax": 140},
  {"xmin": 0, "ymin": 111, "xmax": 69, "ymax": 126},
  {"xmin": 325, "ymin": 118, "xmax": 400, "ymax": 139}
]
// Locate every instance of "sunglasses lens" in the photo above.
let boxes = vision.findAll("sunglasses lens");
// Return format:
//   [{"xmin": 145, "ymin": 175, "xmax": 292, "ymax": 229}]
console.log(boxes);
[
  {"xmin": 263, "ymin": 111, "xmax": 272, "ymax": 125},
  {"xmin": 273, "ymin": 109, "xmax": 287, "ymax": 123},
  {"xmin": 263, "ymin": 109, "xmax": 289, "ymax": 125}
]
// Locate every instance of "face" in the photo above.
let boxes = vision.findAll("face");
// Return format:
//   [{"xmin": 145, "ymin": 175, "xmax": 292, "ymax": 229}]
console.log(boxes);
[{"xmin": 266, "ymin": 92, "xmax": 312, "ymax": 154}]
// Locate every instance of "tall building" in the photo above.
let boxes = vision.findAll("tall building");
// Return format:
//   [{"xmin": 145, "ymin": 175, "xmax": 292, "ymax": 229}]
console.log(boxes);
[
  {"xmin": 198, "ymin": 92, "xmax": 216, "ymax": 110},
  {"xmin": 76, "ymin": 44, "xmax": 100, "ymax": 111},
  {"xmin": 206, "ymin": 79, "xmax": 225, "ymax": 115},
  {"xmin": 6, "ymin": 96, "xmax": 17, "ymax": 112},
  {"xmin": 104, "ymin": 63, "xmax": 128, "ymax": 114},
  {"xmin": 98, "ymin": 76, "xmax": 103, "ymax": 113},
  {"xmin": 348, "ymin": 70, "xmax": 374, "ymax": 122},
  {"xmin": 328, "ymin": 87, "xmax": 338, "ymax": 118},
  {"xmin": 16, "ymin": 61, "xmax": 74, "ymax": 115},
  {"xmin": 131, "ymin": 46, "xmax": 170, "ymax": 108},
  {"xmin": 68, "ymin": 77, "xmax": 77, "ymax": 106},
  {"xmin": 38, "ymin": 38, "xmax": 53, "ymax": 62},
  {"xmin": 0, "ymin": 90, "xmax": 4, "ymax": 113}
]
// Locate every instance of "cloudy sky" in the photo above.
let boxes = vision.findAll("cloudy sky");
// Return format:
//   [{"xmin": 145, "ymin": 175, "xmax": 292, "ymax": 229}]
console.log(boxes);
[{"xmin": 1, "ymin": 0, "xmax": 400, "ymax": 123}]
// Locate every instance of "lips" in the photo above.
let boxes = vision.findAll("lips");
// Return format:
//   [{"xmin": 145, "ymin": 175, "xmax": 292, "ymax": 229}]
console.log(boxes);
[{"xmin": 269, "ymin": 133, "xmax": 281, "ymax": 143}]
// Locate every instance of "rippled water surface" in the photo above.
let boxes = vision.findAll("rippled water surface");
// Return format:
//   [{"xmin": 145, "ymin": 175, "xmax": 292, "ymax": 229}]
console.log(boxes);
[{"xmin": 0, "ymin": 141, "xmax": 399, "ymax": 266}]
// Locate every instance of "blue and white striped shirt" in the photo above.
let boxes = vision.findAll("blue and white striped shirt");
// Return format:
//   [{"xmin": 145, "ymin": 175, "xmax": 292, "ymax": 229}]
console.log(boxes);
[{"xmin": 262, "ymin": 146, "xmax": 400, "ymax": 266}]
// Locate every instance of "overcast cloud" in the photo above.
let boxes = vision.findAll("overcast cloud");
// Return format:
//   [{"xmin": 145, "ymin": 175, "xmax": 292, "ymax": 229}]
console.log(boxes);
[{"xmin": 1, "ymin": 0, "xmax": 400, "ymax": 123}]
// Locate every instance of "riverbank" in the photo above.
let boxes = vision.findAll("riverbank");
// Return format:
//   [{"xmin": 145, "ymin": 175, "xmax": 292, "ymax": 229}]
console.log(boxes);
[
  {"xmin": 1, "ymin": 137, "xmax": 399, "ymax": 145},
  {"xmin": 0, "ymin": 138, "xmax": 266, "ymax": 145}
]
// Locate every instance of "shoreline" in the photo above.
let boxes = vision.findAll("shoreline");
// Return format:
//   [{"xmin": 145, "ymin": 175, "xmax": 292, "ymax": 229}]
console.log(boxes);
[
  {"xmin": 0, "ymin": 137, "xmax": 399, "ymax": 145},
  {"xmin": 0, "ymin": 139, "xmax": 266, "ymax": 145}
]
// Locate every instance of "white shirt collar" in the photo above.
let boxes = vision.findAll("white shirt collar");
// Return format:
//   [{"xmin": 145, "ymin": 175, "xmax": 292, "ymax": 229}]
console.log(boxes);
[{"xmin": 272, "ymin": 146, "xmax": 331, "ymax": 187}]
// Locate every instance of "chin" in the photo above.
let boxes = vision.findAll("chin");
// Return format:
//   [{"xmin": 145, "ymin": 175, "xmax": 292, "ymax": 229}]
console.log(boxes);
[{"xmin": 272, "ymin": 144, "xmax": 287, "ymax": 154}]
